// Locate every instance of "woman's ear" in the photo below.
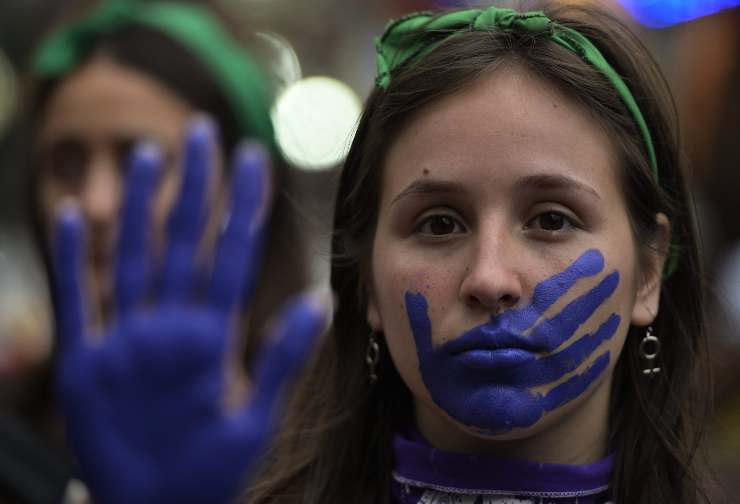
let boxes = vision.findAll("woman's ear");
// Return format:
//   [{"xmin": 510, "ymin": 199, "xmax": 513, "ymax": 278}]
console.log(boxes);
[
  {"xmin": 631, "ymin": 212, "xmax": 671, "ymax": 327},
  {"xmin": 366, "ymin": 288, "xmax": 383, "ymax": 332}
]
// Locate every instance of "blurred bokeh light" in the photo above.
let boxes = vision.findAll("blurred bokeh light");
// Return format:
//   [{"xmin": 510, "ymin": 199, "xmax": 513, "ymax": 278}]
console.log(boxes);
[
  {"xmin": 617, "ymin": 0, "xmax": 740, "ymax": 27},
  {"xmin": 272, "ymin": 76, "xmax": 361, "ymax": 170}
]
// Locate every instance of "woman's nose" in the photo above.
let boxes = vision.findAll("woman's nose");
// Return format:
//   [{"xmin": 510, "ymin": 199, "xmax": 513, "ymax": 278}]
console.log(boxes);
[
  {"xmin": 459, "ymin": 228, "xmax": 523, "ymax": 314},
  {"xmin": 79, "ymin": 157, "xmax": 121, "ymax": 227}
]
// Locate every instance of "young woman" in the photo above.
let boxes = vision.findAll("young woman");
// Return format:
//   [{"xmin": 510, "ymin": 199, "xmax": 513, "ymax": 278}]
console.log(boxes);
[
  {"xmin": 29, "ymin": 0, "xmax": 305, "ymax": 346},
  {"xmin": 4, "ymin": 1, "xmax": 319, "ymax": 502},
  {"xmin": 246, "ymin": 2, "xmax": 711, "ymax": 503},
  {"xmin": 47, "ymin": 2, "xmax": 711, "ymax": 503}
]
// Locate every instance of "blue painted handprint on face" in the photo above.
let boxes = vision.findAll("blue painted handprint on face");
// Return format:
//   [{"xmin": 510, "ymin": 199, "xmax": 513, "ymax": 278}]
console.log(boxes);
[{"xmin": 405, "ymin": 250, "xmax": 621, "ymax": 434}]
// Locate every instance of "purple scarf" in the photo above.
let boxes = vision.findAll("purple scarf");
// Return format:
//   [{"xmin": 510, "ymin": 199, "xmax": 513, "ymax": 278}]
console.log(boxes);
[{"xmin": 391, "ymin": 431, "xmax": 613, "ymax": 504}]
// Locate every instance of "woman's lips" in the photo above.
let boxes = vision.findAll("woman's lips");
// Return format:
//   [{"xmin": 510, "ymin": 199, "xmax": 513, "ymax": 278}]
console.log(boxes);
[
  {"xmin": 454, "ymin": 348, "xmax": 537, "ymax": 370},
  {"xmin": 442, "ymin": 324, "xmax": 546, "ymax": 371},
  {"xmin": 444, "ymin": 325, "xmax": 548, "ymax": 355}
]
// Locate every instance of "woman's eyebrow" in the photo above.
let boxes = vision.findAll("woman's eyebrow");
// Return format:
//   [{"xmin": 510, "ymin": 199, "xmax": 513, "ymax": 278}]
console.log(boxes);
[
  {"xmin": 391, "ymin": 179, "xmax": 467, "ymax": 206},
  {"xmin": 514, "ymin": 174, "xmax": 602, "ymax": 200}
]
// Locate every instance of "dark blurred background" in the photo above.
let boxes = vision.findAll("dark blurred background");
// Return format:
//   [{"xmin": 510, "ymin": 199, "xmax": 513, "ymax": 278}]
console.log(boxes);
[{"xmin": 0, "ymin": 0, "xmax": 738, "ymax": 500}]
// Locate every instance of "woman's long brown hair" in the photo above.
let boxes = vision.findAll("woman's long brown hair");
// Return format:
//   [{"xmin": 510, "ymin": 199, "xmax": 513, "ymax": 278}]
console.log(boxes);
[{"xmin": 245, "ymin": 3, "xmax": 711, "ymax": 502}]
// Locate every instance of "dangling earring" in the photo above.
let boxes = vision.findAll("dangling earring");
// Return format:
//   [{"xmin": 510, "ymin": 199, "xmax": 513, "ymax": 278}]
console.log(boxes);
[
  {"xmin": 366, "ymin": 332, "xmax": 381, "ymax": 384},
  {"xmin": 639, "ymin": 325, "xmax": 661, "ymax": 376}
]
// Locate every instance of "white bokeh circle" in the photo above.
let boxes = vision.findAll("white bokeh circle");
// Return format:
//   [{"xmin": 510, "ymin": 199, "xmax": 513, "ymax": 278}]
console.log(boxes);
[{"xmin": 272, "ymin": 76, "xmax": 361, "ymax": 171}]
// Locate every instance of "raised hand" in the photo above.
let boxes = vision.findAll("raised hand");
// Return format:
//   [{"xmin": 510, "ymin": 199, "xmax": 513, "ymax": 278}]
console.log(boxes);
[{"xmin": 52, "ymin": 119, "xmax": 328, "ymax": 504}]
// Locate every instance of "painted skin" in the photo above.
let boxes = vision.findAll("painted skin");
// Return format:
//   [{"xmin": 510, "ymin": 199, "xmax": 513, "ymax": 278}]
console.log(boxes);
[{"xmin": 405, "ymin": 249, "xmax": 621, "ymax": 434}]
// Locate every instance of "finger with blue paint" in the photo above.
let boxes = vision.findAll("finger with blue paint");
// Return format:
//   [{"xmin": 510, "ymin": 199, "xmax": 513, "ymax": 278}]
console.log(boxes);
[
  {"xmin": 405, "ymin": 249, "xmax": 623, "ymax": 434},
  {"xmin": 52, "ymin": 119, "xmax": 330, "ymax": 504},
  {"xmin": 114, "ymin": 142, "xmax": 162, "ymax": 318},
  {"xmin": 160, "ymin": 118, "xmax": 213, "ymax": 303},
  {"xmin": 208, "ymin": 142, "xmax": 270, "ymax": 316}
]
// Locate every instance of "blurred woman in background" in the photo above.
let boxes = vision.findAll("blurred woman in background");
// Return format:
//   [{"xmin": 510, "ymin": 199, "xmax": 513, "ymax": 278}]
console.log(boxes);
[{"xmin": 2, "ymin": 1, "xmax": 310, "ymax": 502}]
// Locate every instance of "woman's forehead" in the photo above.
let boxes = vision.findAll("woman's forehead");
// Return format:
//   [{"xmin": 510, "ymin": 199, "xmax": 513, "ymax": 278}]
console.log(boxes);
[
  {"xmin": 380, "ymin": 68, "xmax": 619, "ymax": 203},
  {"xmin": 39, "ymin": 58, "xmax": 193, "ymax": 146}
]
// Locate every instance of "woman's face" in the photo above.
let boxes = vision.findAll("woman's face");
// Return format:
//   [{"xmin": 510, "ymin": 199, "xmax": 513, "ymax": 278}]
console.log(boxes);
[
  {"xmin": 367, "ymin": 67, "xmax": 665, "ymax": 461},
  {"xmin": 37, "ymin": 57, "xmax": 219, "ymax": 324}
]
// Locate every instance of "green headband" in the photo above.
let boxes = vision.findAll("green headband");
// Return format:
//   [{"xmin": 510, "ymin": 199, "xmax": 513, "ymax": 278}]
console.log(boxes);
[
  {"xmin": 376, "ymin": 7, "xmax": 680, "ymax": 277},
  {"xmin": 375, "ymin": 6, "xmax": 658, "ymax": 180},
  {"xmin": 32, "ymin": 0, "xmax": 275, "ymax": 151}
]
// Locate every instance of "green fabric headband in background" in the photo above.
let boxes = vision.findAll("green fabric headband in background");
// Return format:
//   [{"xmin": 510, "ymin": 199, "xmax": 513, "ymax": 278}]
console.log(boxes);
[
  {"xmin": 375, "ymin": 6, "xmax": 679, "ymax": 277},
  {"xmin": 32, "ymin": 0, "xmax": 276, "ymax": 152},
  {"xmin": 375, "ymin": 6, "xmax": 658, "ymax": 181}
]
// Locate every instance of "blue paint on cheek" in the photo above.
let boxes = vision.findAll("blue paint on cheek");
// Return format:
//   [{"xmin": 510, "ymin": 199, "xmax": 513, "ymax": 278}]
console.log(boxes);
[
  {"xmin": 487, "ymin": 313, "xmax": 620, "ymax": 388},
  {"xmin": 502, "ymin": 249, "xmax": 604, "ymax": 332},
  {"xmin": 529, "ymin": 271, "xmax": 620, "ymax": 351},
  {"xmin": 405, "ymin": 292, "xmax": 433, "ymax": 354},
  {"xmin": 540, "ymin": 352, "xmax": 611, "ymax": 412},
  {"xmin": 404, "ymin": 249, "xmax": 620, "ymax": 434}
]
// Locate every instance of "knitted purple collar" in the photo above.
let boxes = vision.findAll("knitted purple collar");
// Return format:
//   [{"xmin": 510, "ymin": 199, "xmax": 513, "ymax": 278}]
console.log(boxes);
[{"xmin": 391, "ymin": 430, "xmax": 613, "ymax": 504}]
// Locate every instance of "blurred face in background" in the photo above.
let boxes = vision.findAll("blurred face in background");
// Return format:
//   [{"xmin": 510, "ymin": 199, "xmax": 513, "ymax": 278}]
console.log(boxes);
[{"xmin": 36, "ymin": 56, "xmax": 205, "ymax": 325}]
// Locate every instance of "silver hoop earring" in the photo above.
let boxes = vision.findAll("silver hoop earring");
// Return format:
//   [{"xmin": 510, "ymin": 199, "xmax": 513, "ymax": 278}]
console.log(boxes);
[
  {"xmin": 366, "ymin": 332, "xmax": 380, "ymax": 384},
  {"xmin": 639, "ymin": 325, "xmax": 661, "ymax": 376}
]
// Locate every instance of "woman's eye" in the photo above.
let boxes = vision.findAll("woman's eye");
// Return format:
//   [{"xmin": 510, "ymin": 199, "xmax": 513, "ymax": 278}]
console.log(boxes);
[
  {"xmin": 528, "ymin": 211, "xmax": 574, "ymax": 232},
  {"xmin": 115, "ymin": 139, "xmax": 137, "ymax": 175},
  {"xmin": 46, "ymin": 140, "xmax": 88, "ymax": 187},
  {"xmin": 417, "ymin": 215, "xmax": 465, "ymax": 236}
]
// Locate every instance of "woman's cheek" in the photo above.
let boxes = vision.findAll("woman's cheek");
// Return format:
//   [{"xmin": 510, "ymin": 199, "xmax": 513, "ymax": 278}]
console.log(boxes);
[{"xmin": 383, "ymin": 291, "xmax": 429, "ymax": 401}]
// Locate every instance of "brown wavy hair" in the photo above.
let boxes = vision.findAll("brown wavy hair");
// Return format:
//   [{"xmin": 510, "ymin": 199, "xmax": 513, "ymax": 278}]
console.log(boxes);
[{"xmin": 245, "ymin": 2, "xmax": 711, "ymax": 502}]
